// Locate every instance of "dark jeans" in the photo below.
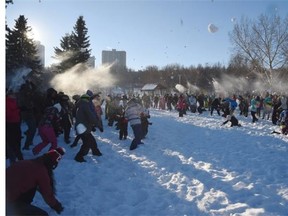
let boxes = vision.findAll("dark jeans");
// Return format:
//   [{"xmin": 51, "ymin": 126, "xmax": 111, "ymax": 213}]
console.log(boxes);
[
  {"xmin": 130, "ymin": 124, "xmax": 143, "ymax": 150},
  {"xmin": 75, "ymin": 132, "xmax": 101, "ymax": 158},
  {"xmin": 6, "ymin": 122, "xmax": 23, "ymax": 163},
  {"xmin": 119, "ymin": 124, "xmax": 128, "ymax": 140},
  {"xmin": 61, "ymin": 114, "xmax": 72, "ymax": 142},
  {"xmin": 210, "ymin": 106, "xmax": 220, "ymax": 116},
  {"xmin": 251, "ymin": 111, "xmax": 258, "ymax": 122},
  {"xmin": 23, "ymin": 117, "xmax": 37, "ymax": 148}
]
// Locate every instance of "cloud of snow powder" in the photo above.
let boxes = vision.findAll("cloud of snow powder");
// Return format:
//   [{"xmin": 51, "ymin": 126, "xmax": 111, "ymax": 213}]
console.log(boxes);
[
  {"xmin": 50, "ymin": 63, "xmax": 116, "ymax": 96},
  {"xmin": 6, "ymin": 67, "xmax": 32, "ymax": 92},
  {"xmin": 175, "ymin": 84, "xmax": 186, "ymax": 93}
]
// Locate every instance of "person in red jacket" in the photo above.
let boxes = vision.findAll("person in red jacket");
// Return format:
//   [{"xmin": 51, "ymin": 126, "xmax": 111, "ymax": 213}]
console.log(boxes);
[
  {"xmin": 176, "ymin": 94, "xmax": 187, "ymax": 117},
  {"xmin": 6, "ymin": 89, "xmax": 23, "ymax": 164},
  {"xmin": 6, "ymin": 147, "xmax": 65, "ymax": 216}
]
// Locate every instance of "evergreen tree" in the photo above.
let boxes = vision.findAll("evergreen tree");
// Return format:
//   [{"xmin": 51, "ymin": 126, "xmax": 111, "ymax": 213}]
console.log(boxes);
[
  {"xmin": 6, "ymin": 15, "xmax": 42, "ymax": 77},
  {"xmin": 72, "ymin": 15, "xmax": 91, "ymax": 64},
  {"xmin": 54, "ymin": 33, "xmax": 75, "ymax": 72},
  {"xmin": 5, "ymin": 0, "xmax": 13, "ymax": 8},
  {"xmin": 54, "ymin": 16, "xmax": 91, "ymax": 72}
]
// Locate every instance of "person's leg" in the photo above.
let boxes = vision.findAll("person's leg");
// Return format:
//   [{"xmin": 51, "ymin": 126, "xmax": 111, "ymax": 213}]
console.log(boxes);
[
  {"xmin": 12, "ymin": 123, "xmax": 23, "ymax": 160},
  {"xmin": 71, "ymin": 135, "xmax": 81, "ymax": 147},
  {"xmin": 6, "ymin": 123, "xmax": 20, "ymax": 163},
  {"xmin": 23, "ymin": 117, "xmax": 37, "ymax": 149},
  {"xmin": 74, "ymin": 133, "xmax": 91, "ymax": 162},
  {"xmin": 62, "ymin": 118, "xmax": 71, "ymax": 144},
  {"xmin": 130, "ymin": 124, "xmax": 143, "ymax": 150},
  {"xmin": 32, "ymin": 126, "xmax": 50, "ymax": 155},
  {"xmin": 89, "ymin": 133, "xmax": 102, "ymax": 156},
  {"xmin": 124, "ymin": 124, "xmax": 128, "ymax": 139},
  {"xmin": 119, "ymin": 128, "xmax": 123, "ymax": 140}
]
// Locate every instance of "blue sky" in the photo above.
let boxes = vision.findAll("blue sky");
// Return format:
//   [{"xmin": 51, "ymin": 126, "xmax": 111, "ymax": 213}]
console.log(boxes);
[{"xmin": 5, "ymin": 0, "xmax": 288, "ymax": 70}]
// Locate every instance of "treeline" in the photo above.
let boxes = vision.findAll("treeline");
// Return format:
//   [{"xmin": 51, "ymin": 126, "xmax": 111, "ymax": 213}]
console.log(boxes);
[{"xmin": 5, "ymin": 6, "xmax": 288, "ymax": 94}]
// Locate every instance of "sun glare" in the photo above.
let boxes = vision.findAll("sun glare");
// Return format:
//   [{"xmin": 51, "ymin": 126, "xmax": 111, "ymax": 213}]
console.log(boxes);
[{"xmin": 27, "ymin": 25, "xmax": 42, "ymax": 42}]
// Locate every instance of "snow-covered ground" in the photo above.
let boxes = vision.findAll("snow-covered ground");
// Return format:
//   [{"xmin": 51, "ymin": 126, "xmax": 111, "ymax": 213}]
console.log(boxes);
[{"xmin": 14, "ymin": 108, "xmax": 288, "ymax": 215}]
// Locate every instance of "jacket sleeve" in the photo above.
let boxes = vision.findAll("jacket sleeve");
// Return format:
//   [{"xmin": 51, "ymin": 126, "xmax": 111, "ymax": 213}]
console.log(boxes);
[{"xmin": 37, "ymin": 166, "xmax": 59, "ymax": 208}]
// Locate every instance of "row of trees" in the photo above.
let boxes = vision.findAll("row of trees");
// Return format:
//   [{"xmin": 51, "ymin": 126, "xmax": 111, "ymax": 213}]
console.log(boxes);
[{"xmin": 5, "ymin": 8, "xmax": 288, "ymax": 94}]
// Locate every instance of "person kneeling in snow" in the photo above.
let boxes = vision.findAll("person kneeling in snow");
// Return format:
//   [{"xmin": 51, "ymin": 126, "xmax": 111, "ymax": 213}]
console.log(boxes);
[
  {"xmin": 273, "ymin": 109, "xmax": 288, "ymax": 135},
  {"xmin": 6, "ymin": 147, "xmax": 65, "ymax": 216},
  {"xmin": 222, "ymin": 115, "xmax": 241, "ymax": 127}
]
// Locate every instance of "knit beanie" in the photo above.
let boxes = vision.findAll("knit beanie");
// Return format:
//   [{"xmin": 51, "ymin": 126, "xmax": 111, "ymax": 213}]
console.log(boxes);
[
  {"xmin": 45, "ymin": 147, "xmax": 66, "ymax": 169},
  {"xmin": 86, "ymin": 90, "xmax": 94, "ymax": 97}
]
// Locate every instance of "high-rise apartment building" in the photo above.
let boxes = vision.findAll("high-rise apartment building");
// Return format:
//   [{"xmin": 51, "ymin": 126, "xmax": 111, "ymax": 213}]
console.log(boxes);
[
  {"xmin": 35, "ymin": 41, "xmax": 45, "ymax": 66},
  {"xmin": 87, "ymin": 56, "xmax": 95, "ymax": 68},
  {"xmin": 102, "ymin": 49, "xmax": 126, "ymax": 67}
]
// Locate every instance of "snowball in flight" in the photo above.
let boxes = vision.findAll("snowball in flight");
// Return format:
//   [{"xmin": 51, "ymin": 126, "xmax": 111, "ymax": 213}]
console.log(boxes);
[{"xmin": 208, "ymin": 23, "xmax": 218, "ymax": 33}]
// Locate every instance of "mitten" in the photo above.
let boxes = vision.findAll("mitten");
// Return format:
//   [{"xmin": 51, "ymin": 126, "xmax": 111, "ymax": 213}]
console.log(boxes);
[{"xmin": 53, "ymin": 202, "xmax": 64, "ymax": 214}]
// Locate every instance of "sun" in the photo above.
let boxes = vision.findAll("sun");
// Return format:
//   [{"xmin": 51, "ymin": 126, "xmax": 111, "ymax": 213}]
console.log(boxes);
[{"xmin": 27, "ymin": 25, "xmax": 42, "ymax": 42}]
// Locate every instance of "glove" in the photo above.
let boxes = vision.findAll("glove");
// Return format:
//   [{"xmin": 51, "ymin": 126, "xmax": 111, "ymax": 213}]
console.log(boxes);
[
  {"xmin": 52, "ymin": 202, "xmax": 64, "ymax": 214},
  {"xmin": 99, "ymin": 127, "xmax": 104, "ymax": 132}
]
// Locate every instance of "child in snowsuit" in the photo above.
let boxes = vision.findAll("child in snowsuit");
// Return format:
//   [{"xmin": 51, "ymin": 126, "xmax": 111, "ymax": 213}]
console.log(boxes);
[
  {"xmin": 115, "ymin": 110, "xmax": 128, "ymax": 140},
  {"xmin": 277, "ymin": 109, "xmax": 288, "ymax": 135}
]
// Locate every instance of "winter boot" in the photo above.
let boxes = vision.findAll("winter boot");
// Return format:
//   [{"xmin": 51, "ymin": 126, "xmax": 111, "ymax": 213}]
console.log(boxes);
[
  {"xmin": 92, "ymin": 149, "xmax": 103, "ymax": 156},
  {"xmin": 70, "ymin": 142, "xmax": 77, "ymax": 148},
  {"xmin": 74, "ymin": 155, "xmax": 86, "ymax": 163}
]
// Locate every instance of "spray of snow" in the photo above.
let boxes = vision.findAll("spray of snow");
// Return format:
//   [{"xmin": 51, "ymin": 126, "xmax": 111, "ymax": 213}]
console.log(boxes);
[
  {"xmin": 50, "ymin": 63, "xmax": 116, "ymax": 96},
  {"xmin": 6, "ymin": 67, "xmax": 32, "ymax": 92}
]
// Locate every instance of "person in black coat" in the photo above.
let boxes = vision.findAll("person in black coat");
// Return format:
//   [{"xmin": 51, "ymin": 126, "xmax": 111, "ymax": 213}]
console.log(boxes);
[
  {"xmin": 74, "ymin": 94, "xmax": 102, "ymax": 162},
  {"xmin": 210, "ymin": 97, "xmax": 221, "ymax": 116}
]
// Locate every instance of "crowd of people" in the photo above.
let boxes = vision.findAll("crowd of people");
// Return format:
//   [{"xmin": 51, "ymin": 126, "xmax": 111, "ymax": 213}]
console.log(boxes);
[
  {"xmin": 5, "ymin": 81, "xmax": 288, "ymax": 215},
  {"xmin": 5, "ymin": 83, "xmax": 153, "ymax": 215},
  {"xmin": 6, "ymin": 84, "xmax": 288, "ymax": 166},
  {"xmin": 134, "ymin": 92, "xmax": 287, "ymax": 132}
]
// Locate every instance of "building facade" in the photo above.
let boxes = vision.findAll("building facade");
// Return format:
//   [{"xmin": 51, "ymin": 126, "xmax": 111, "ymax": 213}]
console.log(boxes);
[
  {"xmin": 35, "ymin": 41, "xmax": 45, "ymax": 66},
  {"xmin": 102, "ymin": 49, "xmax": 126, "ymax": 67}
]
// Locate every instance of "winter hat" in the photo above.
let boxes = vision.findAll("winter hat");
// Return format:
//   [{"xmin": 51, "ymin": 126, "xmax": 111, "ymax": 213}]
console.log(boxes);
[
  {"xmin": 72, "ymin": 94, "xmax": 80, "ymax": 101},
  {"xmin": 86, "ymin": 90, "xmax": 94, "ymax": 97},
  {"xmin": 81, "ymin": 94, "xmax": 90, "ymax": 99},
  {"xmin": 54, "ymin": 103, "xmax": 62, "ymax": 113},
  {"xmin": 45, "ymin": 147, "xmax": 66, "ymax": 169}
]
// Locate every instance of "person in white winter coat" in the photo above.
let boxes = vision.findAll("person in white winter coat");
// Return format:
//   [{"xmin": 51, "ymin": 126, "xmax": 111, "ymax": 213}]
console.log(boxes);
[{"xmin": 124, "ymin": 98, "xmax": 145, "ymax": 150}]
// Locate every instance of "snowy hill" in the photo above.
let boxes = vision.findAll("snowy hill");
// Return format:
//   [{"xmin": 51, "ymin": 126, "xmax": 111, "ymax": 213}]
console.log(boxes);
[{"xmin": 17, "ymin": 108, "xmax": 288, "ymax": 215}]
